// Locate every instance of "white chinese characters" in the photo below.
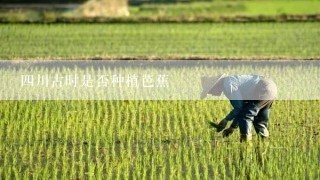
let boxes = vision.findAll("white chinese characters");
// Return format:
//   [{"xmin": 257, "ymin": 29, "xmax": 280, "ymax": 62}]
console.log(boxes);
[{"xmin": 21, "ymin": 74, "xmax": 169, "ymax": 88}]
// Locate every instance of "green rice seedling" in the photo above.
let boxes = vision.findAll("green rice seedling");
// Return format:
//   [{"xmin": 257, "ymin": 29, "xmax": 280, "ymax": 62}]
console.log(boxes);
[
  {"xmin": 0, "ymin": 62, "xmax": 320, "ymax": 179},
  {"xmin": 0, "ymin": 23, "xmax": 320, "ymax": 60}
]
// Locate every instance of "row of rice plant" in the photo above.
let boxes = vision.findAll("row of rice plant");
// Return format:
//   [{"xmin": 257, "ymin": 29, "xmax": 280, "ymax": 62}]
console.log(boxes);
[
  {"xmin": 0, "ymin": 99, "xmax": 319, "ymax": 179},
  {"xmin": 0, "ymin": 23, "xmax": 319, "ymax": 59}
]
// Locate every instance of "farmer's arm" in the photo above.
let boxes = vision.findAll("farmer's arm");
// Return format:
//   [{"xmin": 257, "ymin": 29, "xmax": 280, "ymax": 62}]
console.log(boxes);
[
  {"xmin": 225, "ymin": 100, "xmax": 242, "ymax": 128},
  {"xmin": 223, "ymin": 77, "xmax": 243, "ymax": 127},
  {"xmin": 225, "ymin": 100, "xmax": 242, "ymax": 120}
]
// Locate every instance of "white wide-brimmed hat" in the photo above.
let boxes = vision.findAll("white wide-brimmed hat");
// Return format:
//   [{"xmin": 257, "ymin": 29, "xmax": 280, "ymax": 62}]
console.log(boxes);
[{"xmin": 200, "ymin": 74, "xmax": 225, "ymax": 99}]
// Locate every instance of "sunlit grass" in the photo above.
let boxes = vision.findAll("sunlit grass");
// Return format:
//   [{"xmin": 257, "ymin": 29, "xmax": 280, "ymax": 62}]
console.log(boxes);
[{"xmin": 0, "ymin": 100, "xmax": 319, "ymax": 179}]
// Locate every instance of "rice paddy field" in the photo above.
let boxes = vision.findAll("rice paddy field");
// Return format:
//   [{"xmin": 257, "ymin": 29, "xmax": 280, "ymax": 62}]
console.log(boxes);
[
  {"xmin": 0, "ymin": 22, "xmax": 320, "ymax": 59},
  {"xmin": 0, "ymin": 22, "xmax": 320, "ymax": 179},
  {"xmin": 0, "ymin": 100, "xmax": 319, "ymax": 179}
]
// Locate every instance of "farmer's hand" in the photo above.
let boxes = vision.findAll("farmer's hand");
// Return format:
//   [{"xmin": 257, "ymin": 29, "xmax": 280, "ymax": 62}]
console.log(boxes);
[
  {"xmin": 223, "ymin": 127, "xmax": 236, "ymax": 137},
  {"xmin": 216, "ymin": 119, "xmax": 228, "ymax": 132}
]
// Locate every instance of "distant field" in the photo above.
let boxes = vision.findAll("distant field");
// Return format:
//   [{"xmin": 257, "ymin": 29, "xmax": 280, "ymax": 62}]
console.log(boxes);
[
  {"xmin": 131, "ymin": 0, "xmax": 320, "ymax": 17},
  {"xmin": 0, "ymin": 22, "xmax": 320, "ymax": 60},
  {"xmin": 1, "ymin": 0, "xmax": 320, "ymax": 23}
]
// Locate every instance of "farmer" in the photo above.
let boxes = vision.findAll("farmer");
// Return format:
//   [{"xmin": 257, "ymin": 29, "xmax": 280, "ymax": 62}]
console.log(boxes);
[{"xmin": 201, "ymin": 74, "xmax": 277, "ymax": 142}]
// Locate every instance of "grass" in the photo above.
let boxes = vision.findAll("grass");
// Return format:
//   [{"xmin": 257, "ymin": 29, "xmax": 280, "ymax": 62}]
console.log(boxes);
[
  {"xmin": 0, "ymin": 22, "xmax": 320, "ymax": 60},
  {"xmin": 131, "ymin": 0, "xmax": 320, "ymax": 17},
  {"xmin": 0, "ymin": 100, "xmax": 319, "ymax": 179}
]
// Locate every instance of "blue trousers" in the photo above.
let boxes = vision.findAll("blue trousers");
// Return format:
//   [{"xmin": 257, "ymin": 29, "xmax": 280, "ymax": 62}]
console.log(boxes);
[{"xmin": 236, "ymin": 100, "xmax": 273, "ymax": 137}]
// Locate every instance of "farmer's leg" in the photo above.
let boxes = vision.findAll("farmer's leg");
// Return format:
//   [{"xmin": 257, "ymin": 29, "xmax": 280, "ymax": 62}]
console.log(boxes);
[
  {"xmin": 235, "ymin": 101, "xmax": 260, "ymax": 142},
  {"xmin": 236, "ymin": 100, "xmax": 272, "ymax": 142},
  {"xmin": 253, "ymin": 100, "xmax": 273, "ymax": 138}
]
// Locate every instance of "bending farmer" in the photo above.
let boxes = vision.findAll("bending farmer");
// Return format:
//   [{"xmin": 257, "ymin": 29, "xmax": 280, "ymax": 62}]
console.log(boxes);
[{"xmin": 201, "ymin": 74, "xmax": 277, "ymax": 142}]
